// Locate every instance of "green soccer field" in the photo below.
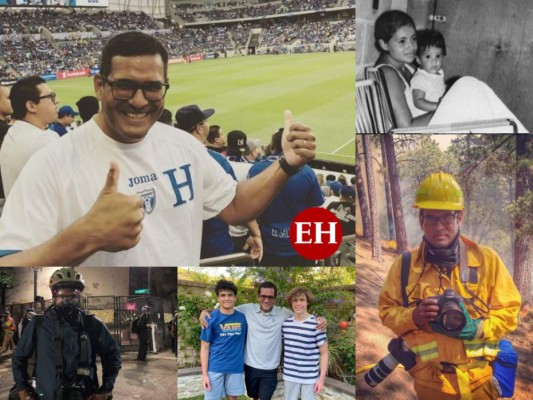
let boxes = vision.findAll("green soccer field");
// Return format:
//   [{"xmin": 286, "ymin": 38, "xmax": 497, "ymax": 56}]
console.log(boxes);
[{"xmin": 48, "ymin": 52, "xmax": 355, "ymax": 163}]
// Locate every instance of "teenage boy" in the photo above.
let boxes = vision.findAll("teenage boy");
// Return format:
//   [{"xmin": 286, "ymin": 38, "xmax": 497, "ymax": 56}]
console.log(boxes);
[
  {"xmin": 200, "ymin": 279, "xmax": 247, "ymax": 400},
  {"xmin": 282, "ymin": 287, "xmax": 328, "ymax": 400}
]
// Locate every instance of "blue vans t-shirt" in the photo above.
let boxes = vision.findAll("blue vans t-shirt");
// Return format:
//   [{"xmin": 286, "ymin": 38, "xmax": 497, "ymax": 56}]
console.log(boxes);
[{"xmin": 200, "ymin": 309, "xmax": 247, "ymax": 373}]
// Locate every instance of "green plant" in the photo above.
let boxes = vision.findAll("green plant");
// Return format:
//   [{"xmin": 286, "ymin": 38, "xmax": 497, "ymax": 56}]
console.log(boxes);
[
  {"xmin": 327, "ymin": 325, "xmax": 355, "ymax": 386},
  {"xmin": 177, "ymin": 293, "xmax": 215, "ymax": 353}
]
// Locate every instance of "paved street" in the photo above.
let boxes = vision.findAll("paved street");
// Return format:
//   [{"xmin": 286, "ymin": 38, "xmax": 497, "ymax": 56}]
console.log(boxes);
[
  {"xmin": 178, "ymin": 370, "xmax": 355, "ymax": 400},
  {"xmin": 1, "ymin": 349, "xmax": 177, "ymax": 399}
]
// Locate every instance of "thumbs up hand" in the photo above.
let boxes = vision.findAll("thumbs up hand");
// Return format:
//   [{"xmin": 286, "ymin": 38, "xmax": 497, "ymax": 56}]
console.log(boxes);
[
  {"xmin": 281, "ymin": 110, "xmax": 316, "ymax": 169},
  {"xmin": 82, "ymin": 161, "xmax": 144, "ymax": 253}
]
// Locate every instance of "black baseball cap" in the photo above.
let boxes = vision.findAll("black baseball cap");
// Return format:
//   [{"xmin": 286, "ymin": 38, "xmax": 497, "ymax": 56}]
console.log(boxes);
[
  {"xmin": 227, "ymin": 130, "xmax": 247, "ymax": 153},
  {"xmin": 175, "ymin": 105, "xmax": 215, "ymax": 132}
]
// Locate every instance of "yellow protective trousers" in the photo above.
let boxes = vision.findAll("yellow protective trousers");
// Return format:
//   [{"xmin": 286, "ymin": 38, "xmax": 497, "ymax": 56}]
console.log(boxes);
[{"xmin": 413, "ymin": 375, "xmax": 500, "ymax": 400}]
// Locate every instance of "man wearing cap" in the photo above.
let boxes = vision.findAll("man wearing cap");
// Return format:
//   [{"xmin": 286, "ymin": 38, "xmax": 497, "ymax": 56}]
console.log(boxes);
[
  {"xmin": 0, "ymin": 32, "xmax": 315, "ymax": 267},
  {"xmin": 0, "ymin": 76, "xmax": 59, "ymax": 198},
  {"xmin": 136, "ymin": 305, "xmax": 152, "ymax": 362},
  {"xmin": 378, "ymin": 172, "xmax": 521, "ymax": 400},
  {"xmin": 326, "ymin": 185, "xmax": 355, "ymax": 236},
  {"xmin": 50, "ymin": 105, "xmax": 79, "ymax": 136},
  {"xmin": 175, "ymin": 104, "xmax": 262, "ymax": 261},
  {"xmin": 174, "ymin": 104, "xmax": 214, "ymax": 143},
  {"xmin": 227, "ymin": 130, "xmax": 248, "ymax": 162}
]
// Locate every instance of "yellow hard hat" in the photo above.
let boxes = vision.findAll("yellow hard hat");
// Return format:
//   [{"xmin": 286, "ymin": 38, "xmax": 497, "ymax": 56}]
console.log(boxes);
[{"xmin": 414, "ymin": 172, "xmax": 464, "ymax": 210}]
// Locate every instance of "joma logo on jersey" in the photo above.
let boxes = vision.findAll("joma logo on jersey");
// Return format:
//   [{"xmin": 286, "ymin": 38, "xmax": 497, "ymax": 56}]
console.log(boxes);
[{"xmin": 128, "ymin": 173, "xmax": 158, "ymax": 188}]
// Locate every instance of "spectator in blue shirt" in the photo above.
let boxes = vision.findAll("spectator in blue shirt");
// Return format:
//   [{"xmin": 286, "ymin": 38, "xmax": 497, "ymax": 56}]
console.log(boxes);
[{"xmin": 200, "ymin": 279, "xmax": 247, "ymax": 400}]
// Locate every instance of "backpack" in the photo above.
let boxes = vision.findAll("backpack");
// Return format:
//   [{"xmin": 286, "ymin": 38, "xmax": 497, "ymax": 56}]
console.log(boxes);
[{"xmin": 131, "ymin": 317, "xmax": 140, "ymax": 334}]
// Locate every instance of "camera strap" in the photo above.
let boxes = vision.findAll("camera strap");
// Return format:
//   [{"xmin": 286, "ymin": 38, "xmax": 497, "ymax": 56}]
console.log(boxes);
[
  {"xmin": 26, "ymin": 315, "xmax": 44, "ymax": 379},
  {"xmin": 459, "ymin": 239, "xmax": 477, "ymax": 285},
  {"xmin": 51, "ymin": 312, "xmax": 65, "ymax": 375},
  {"xmin": 459, "ymin": 239, "xmax": 490, "ymax": 316},
  {"xmin": 400, "ymin": 251, "xmax": 411, "ymax": 307}
]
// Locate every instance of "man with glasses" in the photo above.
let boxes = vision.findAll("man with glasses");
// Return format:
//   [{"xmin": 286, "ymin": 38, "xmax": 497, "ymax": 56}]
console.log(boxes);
[
  {"xmin": 200, "ymin": 281, "xmax": 326, "ymax": 400},
  {"xmin": 0, "ymin": 31, "xmax": 316, "ymax": 266},
  {"xmin": 0, "ymin": 76, "xmax": 59, "ymax": 197},
  {"xmin": 378, "ymin": 172, "xmax": 520, "ymax": 400}
]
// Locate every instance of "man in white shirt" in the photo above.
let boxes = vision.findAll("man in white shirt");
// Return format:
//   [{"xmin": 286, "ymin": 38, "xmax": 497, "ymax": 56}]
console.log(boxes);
[
  {"xmin": 0, "ymin": 76, "xmax": 59, "ymax": 197},
  {"xmin": 0, "ymin": 31, "xmax": 316, "ymax": 267}
]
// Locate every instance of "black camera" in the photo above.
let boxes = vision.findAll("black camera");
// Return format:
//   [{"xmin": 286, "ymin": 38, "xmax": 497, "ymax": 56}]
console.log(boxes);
[
  {"xmin": 429, "ymin": 289, "xmax": 466, "ymax": 332},
  {"xmin": 55, "ymin": 382, "xmax": 85, "ymax": 400},
  {"xmin": 364, "ymin": 338, "xmax": 416, "ymax": 388}
]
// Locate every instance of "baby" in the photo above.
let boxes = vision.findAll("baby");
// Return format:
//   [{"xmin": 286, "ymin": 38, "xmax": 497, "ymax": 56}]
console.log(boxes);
[{"xmin": 411, "ymin": 29, "xmax": 447, "ymax": 112}]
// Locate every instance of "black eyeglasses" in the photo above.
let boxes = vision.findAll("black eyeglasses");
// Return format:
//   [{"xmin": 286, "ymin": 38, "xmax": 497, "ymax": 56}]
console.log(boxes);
[
  {"xmin": 38, "ymin": 92, "xmax": 57, "ymax": 103},
  {"xmin": 422, "ymin": 213, "xmax": 457, "ymax": 226},
  {"xmin": 259, "ymin": 295, "xmax": 276, "ymax": 301},
  {"xmin": 101, "ymin": 75, "xmax": 169, "ymax": 101}
]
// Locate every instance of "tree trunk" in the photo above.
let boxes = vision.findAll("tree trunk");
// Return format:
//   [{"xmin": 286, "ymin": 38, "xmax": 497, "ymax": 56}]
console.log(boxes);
[
  {"xmin": 383, "ymin": 134, "xmax": 408, "ymax": 253},
  {"xmin": 380, "ymin": 135, "xmax": 396, "ymax": 240},
  {"xmin": 355, "ymin": 139, "xmax": 371, "ymax": 239},
  {"xmin": 361, "ymin": 135, "xmax": 382, "ymax": 261},
  {"xmin": 513, "ymin": 134, "xmax": 532, "ymax": 305}
]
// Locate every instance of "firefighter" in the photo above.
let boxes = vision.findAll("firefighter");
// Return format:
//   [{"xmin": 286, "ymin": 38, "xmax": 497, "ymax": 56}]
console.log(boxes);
[{"xmin": 378, "ymin": 172, "xmax": 521, "ymax": 399}]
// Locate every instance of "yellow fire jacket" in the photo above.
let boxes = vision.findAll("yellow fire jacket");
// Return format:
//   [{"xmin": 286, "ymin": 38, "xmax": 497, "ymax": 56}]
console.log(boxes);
[{"xmin": 378, "ymin": 236, "xmax": 521, "ymax": 394}]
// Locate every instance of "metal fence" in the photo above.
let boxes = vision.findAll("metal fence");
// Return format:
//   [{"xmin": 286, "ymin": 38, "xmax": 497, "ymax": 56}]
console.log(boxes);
[{"xmin": 5, "ymin": 295, "xmax": 175, "ymax": 352}]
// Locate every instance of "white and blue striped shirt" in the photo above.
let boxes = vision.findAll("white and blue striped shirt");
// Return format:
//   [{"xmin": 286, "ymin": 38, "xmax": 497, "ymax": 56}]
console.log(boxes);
[{"xmin": 281, "ymin": 315, "xmax": 327, "ymax": 384}]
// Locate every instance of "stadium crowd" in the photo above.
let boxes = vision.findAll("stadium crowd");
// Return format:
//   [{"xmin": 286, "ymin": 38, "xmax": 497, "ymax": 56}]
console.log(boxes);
[
  {"xmin": 174, "ymin": 0, "xmax": 344, "ymax": 23},
  {"xmin": 0, "ymin": 9, "xmax": 158, "ymax": 34},
  {"xmin": 0, "ymin": 8, "xmax": 353, "ymax": 80}
]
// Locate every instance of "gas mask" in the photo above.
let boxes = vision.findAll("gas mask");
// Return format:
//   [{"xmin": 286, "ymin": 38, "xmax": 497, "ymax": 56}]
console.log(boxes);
[{"xmin": 54, "ymin": 291, "xmax": 82, "ymax": 317}]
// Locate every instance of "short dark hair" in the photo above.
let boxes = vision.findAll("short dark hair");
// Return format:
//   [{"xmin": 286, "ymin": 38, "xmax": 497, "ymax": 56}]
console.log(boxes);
[
  {"xmin": 158, "ymin": 108, "xmax": 173, "ymax": 125},
  {"xmin": 207, "ymin": 125, "xmax": 221, "ymax": 144},
  {"xmin": 76, "ymin": 96, "xmax": 99, "ymax": 123},
  {"xmin": 258, "ymin": 281, "xmax": 277, "ymax": 298},
  {"xmin": 215, "ymin": 279, "xmax": 238, "ymax": 296},
  {"xmin": 100, "ymin": 32, "xmax": 169, "ymax": 79},
  {"xmin": 416, "ymin": 29, "xmax": 447, "ymax": 57},
  {"xmin": 270, "ymin": 128, "xmax": 283, "ymax": 153},
  {"xmin": 374, "ymin": 10, "xmax": 416, "ymax": 53},
  {"xmin": 10, "ymin": 76, "xmax": 46, "ymax": 120}
]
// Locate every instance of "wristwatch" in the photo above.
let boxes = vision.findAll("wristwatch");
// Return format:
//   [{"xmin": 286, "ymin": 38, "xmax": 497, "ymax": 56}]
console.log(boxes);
[{"xmin": 278, "ymin": 155, "xmax": 302, "ymax": 176}]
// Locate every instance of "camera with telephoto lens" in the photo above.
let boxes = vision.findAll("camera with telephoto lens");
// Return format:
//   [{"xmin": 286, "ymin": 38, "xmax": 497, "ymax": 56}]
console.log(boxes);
[
  {"xmin": 364, "ymin": 338, "xmax": 416, "ymax": 388},
  {"xmin": 428, "ymin": 289, "xmax": 466, "ymax": 332},
  {"xmin": 55, "ymin": 381, "xmax": 85, "ymax": 400}
]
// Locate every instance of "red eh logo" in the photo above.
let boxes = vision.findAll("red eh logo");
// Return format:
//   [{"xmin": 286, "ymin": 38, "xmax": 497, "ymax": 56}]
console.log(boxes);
[{"xmin": 290, "ymin": 208, "xmax": 343, "ymax": 260}]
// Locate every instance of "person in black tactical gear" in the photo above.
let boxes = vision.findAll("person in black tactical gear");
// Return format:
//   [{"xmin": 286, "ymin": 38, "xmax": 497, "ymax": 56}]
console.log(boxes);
[
  {"xmin": 11, "ymin": 267, "xmax": 121, "ymax": 400},
  {"xmin": 136, "ymin": 305, "xmax": 151, "ymax": 362}
]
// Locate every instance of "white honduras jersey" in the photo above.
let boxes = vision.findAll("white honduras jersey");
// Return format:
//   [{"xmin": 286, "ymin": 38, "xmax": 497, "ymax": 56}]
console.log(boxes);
[
  {"xmin": 281, "ymin": 315, "xmax": 327, "ymax": 385},
  {"xmin": 0, "ymin": 119, "xmax": 237, "ymax": 266}
]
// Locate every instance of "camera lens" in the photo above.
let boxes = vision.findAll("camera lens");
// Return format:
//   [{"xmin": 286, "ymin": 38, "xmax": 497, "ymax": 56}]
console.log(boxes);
[
  {"xmin": 439, "ymin": 302, "xmax": 466, "ymax": 331},
  {"xmin": 364, "ymin": 353, "xmax": 399, "ymax": 387}
]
